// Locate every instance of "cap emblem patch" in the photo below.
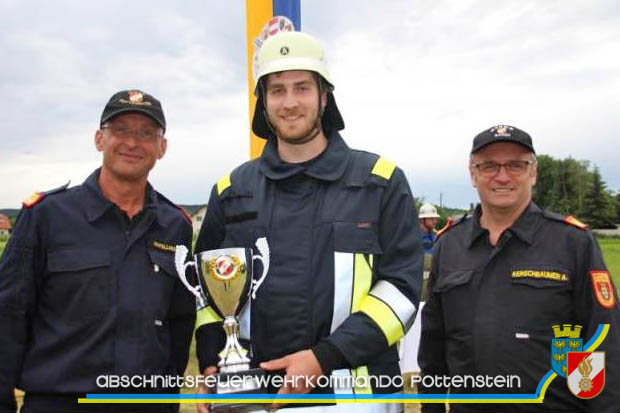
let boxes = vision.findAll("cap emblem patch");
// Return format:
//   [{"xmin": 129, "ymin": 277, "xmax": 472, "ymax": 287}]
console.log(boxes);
[{"xmin": 493, "ymin": 125, "xmax": 512, "ymax": 138}]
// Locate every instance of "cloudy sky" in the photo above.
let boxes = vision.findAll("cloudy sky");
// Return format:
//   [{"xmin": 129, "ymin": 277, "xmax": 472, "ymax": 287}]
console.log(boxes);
[{"xmin": 2, "ymin": 0, "xmax": 619, "ymax": 209}]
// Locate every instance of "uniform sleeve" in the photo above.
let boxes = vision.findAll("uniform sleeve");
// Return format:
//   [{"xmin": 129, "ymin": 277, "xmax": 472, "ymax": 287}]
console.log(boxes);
[
  {"xmin": 573, "ymin": 231, "xmax": 620, "ymax": 412},
  {"xmin": 194, "ymin": 185, "xmax": 226, "ymax": 373},
  {"xmin": 325, "ymin": 167, "xmax": 423, "ymax": 368},
  {"xmin": 418, "ymin": 241, "xmax": 448, "ymax": 413},
  {"xmin": 0, "ymin": 209, "xmax": 41, "ymax": 412},
  {"xmin": 167, "ymin": 219, "xmax": 197, "ymax": 379}
]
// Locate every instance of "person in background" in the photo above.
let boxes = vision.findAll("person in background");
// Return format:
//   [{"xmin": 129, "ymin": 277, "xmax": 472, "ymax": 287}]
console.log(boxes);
[{"xmin": 418, "ymin": 203, "xmax": 440, "ymax": 255}]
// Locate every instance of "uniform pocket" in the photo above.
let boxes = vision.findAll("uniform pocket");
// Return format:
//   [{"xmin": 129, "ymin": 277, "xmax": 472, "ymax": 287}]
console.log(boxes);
[
  {"xmin": 431, "ymin": 270, "xmax": 476, "ymax": 335},
  {"xmin": 508, "ymin": 267, "xmax": 571, "ymax": 331},
  {"xmin": 46, "ymin": 248, "xmax": 111, "ymax": 321},
  {"xmin": 333, "ymin": 221, "xmax": 382, "ymax": 254},
  {"xmin": 220, "ymin": 194, "xmax": 258, "ymax": 249},
  {"xmin": 147, "ymin": 249, "xmax": 178, "ymax": 278},
  {"xmin": 432, "ymin": 270, "xmax": 474, "ymax": 293},
  {"xmin": 48, "ymin": 248, "xmax": 110, "ymax": 272},
  {"xmin": 146, "ymin": 249, "xmax": 177, "ymax": 313}
]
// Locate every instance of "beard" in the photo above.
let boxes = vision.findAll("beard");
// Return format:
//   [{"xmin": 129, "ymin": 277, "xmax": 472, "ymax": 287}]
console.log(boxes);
[{"xmin": 267, "ymin": 110, "xmax": 323, "ymax": 145}]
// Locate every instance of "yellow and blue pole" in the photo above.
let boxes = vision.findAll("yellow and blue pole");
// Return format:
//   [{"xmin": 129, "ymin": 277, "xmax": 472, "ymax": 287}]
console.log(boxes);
[{"xmin": 245, "ymin": 0, "xmax": 301, "ymax": 159}]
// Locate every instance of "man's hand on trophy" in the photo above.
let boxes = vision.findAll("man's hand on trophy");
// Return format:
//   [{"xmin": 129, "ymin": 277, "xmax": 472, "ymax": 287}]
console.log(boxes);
[
  {"xmin": 261, "ymin": 349, "xmax": 323, "ymax": 410},
  {"xmin": 196, "ymin": 366, "xmax": 217, "ymax": 413}
]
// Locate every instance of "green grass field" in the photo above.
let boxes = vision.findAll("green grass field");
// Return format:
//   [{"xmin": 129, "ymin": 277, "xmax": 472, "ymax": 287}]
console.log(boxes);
[{"xmin": 598, "ymin": 237, "xmax": 620, "ymax": 288}]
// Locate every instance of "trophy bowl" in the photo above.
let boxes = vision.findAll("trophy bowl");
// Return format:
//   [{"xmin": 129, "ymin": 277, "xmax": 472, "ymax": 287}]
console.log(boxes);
[{"xmin": 175, "ymin": 242, "xmax": 270, "ymax": 412}]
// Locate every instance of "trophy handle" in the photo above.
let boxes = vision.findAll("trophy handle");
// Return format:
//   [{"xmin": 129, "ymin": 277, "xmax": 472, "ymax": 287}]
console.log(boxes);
[
  {"xmin": 174, "ymin": 245, "xmax": 206, "ymax": 308},
  {"xmin": 250, "ymin": 237, "xmax": 270, "ymax": 299}
]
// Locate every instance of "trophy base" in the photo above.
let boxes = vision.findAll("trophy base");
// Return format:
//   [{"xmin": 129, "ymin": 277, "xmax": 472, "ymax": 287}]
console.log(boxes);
[{"xmin": 209, "ymin": 368, "xmax": 267, "ymax": 413}]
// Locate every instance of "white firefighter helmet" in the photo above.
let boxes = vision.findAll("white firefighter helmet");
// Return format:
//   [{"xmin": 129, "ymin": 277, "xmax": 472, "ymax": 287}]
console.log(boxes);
[
  {"xmin": 252, "ymin": 31, "xmax": 345, "ymax": 139},
  {"xmin": 419, "ymin": 203, "xmax": 440, "ymax": 219},
  {"xmin": 254, "ymin": 31, "xmax": 333, "ymax": 91}
]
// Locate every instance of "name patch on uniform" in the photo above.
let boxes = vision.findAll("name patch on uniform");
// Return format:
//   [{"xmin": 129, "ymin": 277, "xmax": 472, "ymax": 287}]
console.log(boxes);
[
  {"xmin": 152, "ymin": 241, "xmax": 176, "ymax": 253},
  {"xmin": 511, "ymin": 270, "xmax": 568, "ymax": 282},
  {"xmin": 589, "ymin": 270, "xmax": 616, "ymax": 309}
]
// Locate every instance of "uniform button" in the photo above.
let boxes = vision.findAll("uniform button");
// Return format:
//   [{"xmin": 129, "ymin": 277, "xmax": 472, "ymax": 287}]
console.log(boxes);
[{"xmin": 154, "ymin": 264, "xmax": 160, "ymax": 272}]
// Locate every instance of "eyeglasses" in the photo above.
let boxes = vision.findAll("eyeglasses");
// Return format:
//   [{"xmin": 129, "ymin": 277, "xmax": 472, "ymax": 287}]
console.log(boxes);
[
  {"xmin": 472, "ymin": 160, "xmax": 534, "ymax": 177},
  {"xmin": 101, "ymin": 125, "xmax": 162, "ymax": 141}
]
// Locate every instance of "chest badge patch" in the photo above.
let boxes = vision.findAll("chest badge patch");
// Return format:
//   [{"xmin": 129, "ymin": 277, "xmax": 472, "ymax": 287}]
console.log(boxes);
[
  {"xmin": 511, "ymin": 269, "xmax": 568, "ymax": 282},
  {"xmin": 551, "ymin": 324, "xmax": 582, "ymax": 377},
  {"xmin": 589, "ymin": 271, "xmax": 616, "ymax": 309},
  {"xmin": 152, "ymin": 240, "xmax": 177, "ymax": 253}
]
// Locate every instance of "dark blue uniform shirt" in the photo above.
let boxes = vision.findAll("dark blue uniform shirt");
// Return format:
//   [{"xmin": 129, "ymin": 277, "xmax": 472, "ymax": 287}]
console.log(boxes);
[
  {"xmin": 419, "ymin": 203, "xmax": 620, "ymax": 412},
  {"xmin": 0, "ymin": 168, "xmax": 195, "ymax": 411}
]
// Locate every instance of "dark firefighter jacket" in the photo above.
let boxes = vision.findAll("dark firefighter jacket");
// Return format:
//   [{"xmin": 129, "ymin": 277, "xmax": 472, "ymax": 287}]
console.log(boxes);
[
  {"xmin": 419, "ymin": 203, "xmax": 620, "ymax": 412},
  {"xmin": 195, "ymin": 132, "xmax": 423, "ymax": 402}
]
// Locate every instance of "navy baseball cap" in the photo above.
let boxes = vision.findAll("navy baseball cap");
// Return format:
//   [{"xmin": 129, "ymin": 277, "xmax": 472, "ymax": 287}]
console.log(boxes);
[
  {"xmin": 100, "ymin": 90, "xmax": 166, "ymax": 131},
  {"xmin": 471, "ymin": 125, "xmax": 535, "ymax": 154}
]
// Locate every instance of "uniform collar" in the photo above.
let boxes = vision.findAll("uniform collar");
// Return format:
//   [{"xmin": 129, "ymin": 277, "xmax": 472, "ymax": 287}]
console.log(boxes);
[
  {"xmin": 467, "ymin": 206, "xmax": 487, "ymax": 248},
  {"xmin": 507, "ymin": 202, "xmax": 543, "ymax": 245},
  {"xmin": 467, "ymin": 201, "xmax": 543, "ymax": 248},
  {"xmin": 258, "ymin": 131, "xmax": 351, "ymax": 181},
  {"xmin": 84, "ymin": 168, "xmax": 160, "ymax": 224}
]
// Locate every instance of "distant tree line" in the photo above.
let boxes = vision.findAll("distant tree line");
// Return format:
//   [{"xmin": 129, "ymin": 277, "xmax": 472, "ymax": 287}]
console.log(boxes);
[
  {"xmin": 416, "ymin": 154, "xmax": 619, "ymax": 230},
  {"xmin": 534, "ymin": 155, "xmax": 619, "ymax": 229}
]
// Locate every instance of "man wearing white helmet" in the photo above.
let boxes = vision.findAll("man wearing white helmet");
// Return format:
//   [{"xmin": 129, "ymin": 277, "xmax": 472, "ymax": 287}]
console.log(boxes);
[
  {"xmin": 195, "ymin": 31, "xmax": 422, "ymax": 411},
  {"xmin": 418, "ymin": 203, "xmax": 440, "ymax": 255}
]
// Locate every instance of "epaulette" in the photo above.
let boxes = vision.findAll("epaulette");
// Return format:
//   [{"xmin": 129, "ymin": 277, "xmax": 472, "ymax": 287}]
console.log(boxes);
[
  {"xmin": 177, "ymin": 206, "xmax": 192, "ymax": 225},
  {"xmin": 217, "ymin": 173, "xmax": 231, "ymax": 196},
  {"xmin": 371, "ymin": 156, "xmax": 397, "ymax": 181},
  {"xmin": 215, "ymin": 161, "xmax": 257, "ymax": 199},
  {"xmin": 22, "ymin": 182, "xmax": 70, "ymax": 208},
  {"xmin": 436, "ymin": 214, "xmax": 468, "ymax": 239},
  {"xmin": 542, "ymin": 210, "xmax": 588, "ymax": 230},
  {"xmin": 155, "ymin": 191, "xmax": 193, "ymax": 225},
  {"xmin": 564, "ymin": 215, "xmax": 588, "ymax": 230}
]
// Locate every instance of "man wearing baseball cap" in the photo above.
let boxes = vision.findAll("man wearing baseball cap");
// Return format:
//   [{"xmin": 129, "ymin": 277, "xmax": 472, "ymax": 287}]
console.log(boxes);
[
  {"xmin": 418, "ymin": 125, "xmax": 620, "ymax": 411},
  {"xmin": 0, "ymin": 90, "xmax": 195, "ymax": 411}
]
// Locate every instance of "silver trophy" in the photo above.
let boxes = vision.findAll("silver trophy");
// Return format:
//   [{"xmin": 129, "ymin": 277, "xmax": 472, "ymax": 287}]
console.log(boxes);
[{"xmin": 175, "ymin": 238, "xmax": 270, "ymax": 411}]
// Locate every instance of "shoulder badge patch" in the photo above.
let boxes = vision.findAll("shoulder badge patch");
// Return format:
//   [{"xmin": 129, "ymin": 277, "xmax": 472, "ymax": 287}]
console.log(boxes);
[
  {"xmin": 217, "ymin": 173, "xmax": 232, "ymax": 196},
  {"xmin": 177, "ymin": 206, "xmax": 191, "ymax": 224},
  {"xmin": 22, "ymin": 182, "xmax": 70, "ymax": 208},
  {"xmin": 565, "ymin": 215, "xmax": 588, "ymax": 230},
  {"xmin": 23, "ymin": 192, "xmax": 44, "ymax": 208},
  {"xmin": 436, "ymin": 219, "xmax": 453, "ymax": 238},
  {"xmin": 589, "ymin": 270, "xmax": 616, "ymax": 309},
  {"xmin": 371, "ymin": 156, "xmax": 396, "ymax": 180},
  {"xmin": 436, "ymin": 214, "xmax": 467, "ymax": 239}
]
